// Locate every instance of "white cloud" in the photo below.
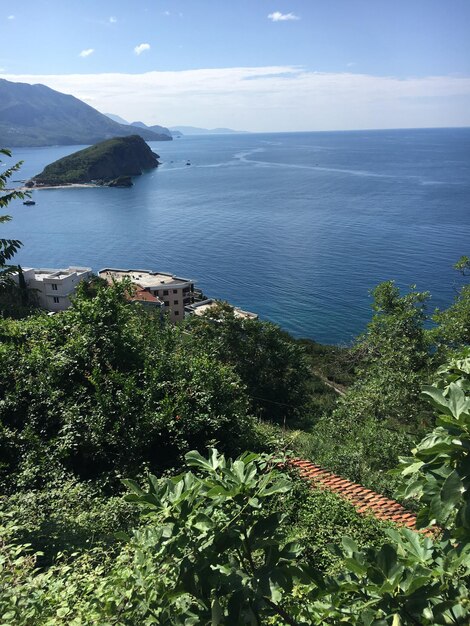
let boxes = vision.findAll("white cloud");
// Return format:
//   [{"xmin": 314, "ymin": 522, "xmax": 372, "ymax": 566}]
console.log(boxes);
[
  {"xmin": 268, "ymin": 12, "xmax": 299, "ymax": 22},
  {"xmin": 79, "ymin": 48, "xmax": 94, "ymax": 58},
  {"xmin": 134, "ymin": 43, "xmax": 150, "ymax": 55},
  {"xmin": 7, "ymin": 14, "xmax": 14, "ymax": 20},
  {"xmin": 109, "ymin": 16, "xmax": 117, "ymax": 23},
  {"xmin": 2, "ymin": 67, "xmax": 470, "ymax": 132},
  {"xmin": 163, "ymin": 10, "xmax": 170, "ymax": 16}
]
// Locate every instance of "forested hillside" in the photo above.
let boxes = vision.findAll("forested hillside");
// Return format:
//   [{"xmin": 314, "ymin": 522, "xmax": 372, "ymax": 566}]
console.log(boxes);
[
  {"xmin": 30, "ymin": 135, "xmax": 160, "ymax": 186},
  {"xmin": 1, "ymin": 151, "xmax": 469, "ymax": 624}
]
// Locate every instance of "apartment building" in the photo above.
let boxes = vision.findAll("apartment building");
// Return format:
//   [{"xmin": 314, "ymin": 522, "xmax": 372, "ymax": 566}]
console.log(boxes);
[
  {"xmin": 99, "ymin": 268, "xmax": 195, "ymax": 323},
  {"xmin": 14, "ymin": 267, "xmax": 93, "ymax": 311}
]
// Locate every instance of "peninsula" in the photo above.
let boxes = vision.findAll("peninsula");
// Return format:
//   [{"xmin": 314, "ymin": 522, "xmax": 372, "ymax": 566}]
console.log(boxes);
[{"xmin": 26, "ymin": 135, "xmax": 160, "ymax": 188}]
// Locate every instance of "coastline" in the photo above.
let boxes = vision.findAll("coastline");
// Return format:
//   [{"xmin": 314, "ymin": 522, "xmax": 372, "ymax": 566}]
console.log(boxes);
[{"xmin": 9, "ymin": 183, "xmax": 101, "ymax": 192}]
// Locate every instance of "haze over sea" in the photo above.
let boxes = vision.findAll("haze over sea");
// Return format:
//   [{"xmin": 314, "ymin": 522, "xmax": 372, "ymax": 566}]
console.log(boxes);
[{"xmin": 4, "ymin": 127, "xmax": 469, "ymax": 344}]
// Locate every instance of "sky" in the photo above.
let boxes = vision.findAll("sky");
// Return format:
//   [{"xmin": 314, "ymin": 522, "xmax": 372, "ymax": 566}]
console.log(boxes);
[{"xmin": 1, "ymin": 0, "xmax": 470, "ymax": 131}]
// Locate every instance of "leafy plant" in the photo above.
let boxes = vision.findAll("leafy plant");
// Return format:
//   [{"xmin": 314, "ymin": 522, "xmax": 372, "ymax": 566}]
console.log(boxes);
[
  {"xmin": 397, "ymin": 353, "xmax": 470, "ymax": 537},
  {"xmin": 122, "ymin": 449, "xmax": 307, "ymax": 625},
  {"xmin": 0, "ymin": 148, "xmax": 26, "ymax": 284}
]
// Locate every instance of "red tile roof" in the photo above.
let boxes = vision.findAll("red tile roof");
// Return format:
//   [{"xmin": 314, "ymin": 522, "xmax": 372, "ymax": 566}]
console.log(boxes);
[
  {"xmin": 289, "ymin": 458, "xmax": 432, "ymax": 534},
  {"xmin": 128, "ymin": 287, "xmax": 160, "ymax": 303}
]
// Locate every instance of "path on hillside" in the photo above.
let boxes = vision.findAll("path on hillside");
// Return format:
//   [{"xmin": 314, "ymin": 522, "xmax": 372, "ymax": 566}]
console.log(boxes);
[{"xmin": 311, "ymin": 369, "xmax": 346, "ymax": 396}]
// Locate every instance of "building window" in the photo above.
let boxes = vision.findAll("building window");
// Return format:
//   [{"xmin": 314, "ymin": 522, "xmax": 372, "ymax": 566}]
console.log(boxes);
[
  {"xmin": 164, "ymin": 301, "xmax": 169, "ymax": 307},
  {"xmin": 174, "ymin": 300, "xmax": 179, "ymax": 305},
  {"xmin": 51, "ymin": 284, "xmax": 58, "ymax": 291},
  {"xmin": 173, "ymin": 289, "xmax": 178, "ymax": 293},
  {"xmin": 174, "ymin": 311, "xmax": 179, "ymax": 315},
  {"xmin": 53, "ymin": 296, "xmax": 60, "ymax": 303},
  {"xmin": 163, "ymin": 290, "xmax": 169, "ymax": 296}
]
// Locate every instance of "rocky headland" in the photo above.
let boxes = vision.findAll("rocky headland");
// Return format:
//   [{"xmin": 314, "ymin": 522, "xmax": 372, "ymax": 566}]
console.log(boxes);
[{"xmin": 26, "ymin": 135, "xmax": 160, "ymax": 188}]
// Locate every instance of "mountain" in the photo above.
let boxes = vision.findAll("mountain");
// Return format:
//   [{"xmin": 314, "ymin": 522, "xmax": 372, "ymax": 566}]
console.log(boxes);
[
  {"xmin": 0, "ymin": 79, "xmax": 172, "ymax": 147},
  {"xmin": 104, "ymin": 113, "xmax": 131, "ymax": 125},
  {"xmin": 169, "ymin": 126, "xmax": 247, "ymax": 135},
  {"xmin": 104, "ymin": 115, "xmax": 175, "ymax": 138},
  {"xmin": 27, "ymin": 135, "xmax": 160, "ymax": 187},
  {"xmin": 130, "ymin": 120, "xmax": 172, "ymax": 138}
]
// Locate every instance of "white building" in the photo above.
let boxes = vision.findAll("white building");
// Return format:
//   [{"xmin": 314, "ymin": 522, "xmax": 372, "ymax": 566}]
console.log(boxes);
[
  {"xmin": 99, "ymin": 268, "xmax": 195, "ymax": 323},
  {"xmin": 14, "ymin": 267, "xmax": 93, "ymax": 311},
  {"xmin": 185, "ymin": 298, "xmax": 258, "ymax": 321}
]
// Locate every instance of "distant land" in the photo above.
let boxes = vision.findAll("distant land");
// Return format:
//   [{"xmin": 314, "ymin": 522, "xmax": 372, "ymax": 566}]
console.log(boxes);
[
  {"xmin": 27, "ymin": 135, "xmax": 159, "ymax": 187},
  {"xmin": 104, "ymin": 115, "xmax": 246, "ymax": 137},
  {"xmin": 104, "ymin": 113, "xmax": 182, "ymax": 138},
  {"xmin": 0, "ymin": 79, "xmax": 172, "ymax": 147},
  {"xmin": 169, "ymin": 126, "xmax": 247, "ymax": 135},
  {"xmin": 104, "ymin": 113, "xmax": 132, "ymax": 126}
]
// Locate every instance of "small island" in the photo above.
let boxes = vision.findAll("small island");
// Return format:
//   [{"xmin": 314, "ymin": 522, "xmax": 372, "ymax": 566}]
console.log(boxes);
[{"xmin": 26, "ymin": 135, "xmax": 160, "ymax": 188}]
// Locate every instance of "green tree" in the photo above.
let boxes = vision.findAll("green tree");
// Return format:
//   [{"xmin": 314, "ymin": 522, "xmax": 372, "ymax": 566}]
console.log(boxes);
[
  {"xmin": 185, "ymin": 303, "xmax": 310, "ymax": 424},
  {"xmin": 0, "ymin": 281, "xmax": 255, "ymax": 488},
  {"xmin": 0, "ymin": 149, "xmax": 26, "ymax": 283},
  {"xmin": 0, "ymin": 149, "xmax": 37, "ymax": 318},
  {"xmin": 345, "ymin": 281, "xmax": 431, "ymax": 426},
  {"xmin": 304, "ymin": 282, "xmax": 432, "ymax": 491},
  {"xmin": 432, "ymin": 256, "xmax": 470, "ymax": 357}
]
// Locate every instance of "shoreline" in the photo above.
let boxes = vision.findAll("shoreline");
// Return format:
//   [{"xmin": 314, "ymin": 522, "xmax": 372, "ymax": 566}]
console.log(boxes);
[{"xmin": 10, "ymin": 183, "xmax": 101, "ymax": 192}]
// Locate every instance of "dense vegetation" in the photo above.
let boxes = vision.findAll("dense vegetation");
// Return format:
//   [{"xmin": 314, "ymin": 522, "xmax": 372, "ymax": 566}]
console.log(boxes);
[
  {"xmin": 30, "ymin": 135, "xmax": 160, "ymax": 186},
  {"xmin": 1, "ymin": 152, "xmax": 469, "ymax": 624}
]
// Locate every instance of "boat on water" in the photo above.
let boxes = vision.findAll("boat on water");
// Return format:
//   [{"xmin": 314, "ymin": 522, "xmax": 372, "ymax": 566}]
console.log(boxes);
[
  {"xmin": 23, "ymin": 200, "xmax": 36, "ymax": 206},
  {"xmin": 186, "ymin": 160, "xmax": 191, "ymax": 166}
]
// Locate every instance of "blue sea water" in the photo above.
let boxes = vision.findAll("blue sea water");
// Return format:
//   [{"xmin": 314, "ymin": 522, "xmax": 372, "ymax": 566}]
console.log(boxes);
[{"xmin": 2, "ymin": 128, "xmax": 470, "ymax": 344}]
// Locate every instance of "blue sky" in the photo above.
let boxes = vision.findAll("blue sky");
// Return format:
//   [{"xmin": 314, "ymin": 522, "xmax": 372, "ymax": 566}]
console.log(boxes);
[{"xmin": 2, "ymin": 0, "xmax": 470, "ymax": 131}]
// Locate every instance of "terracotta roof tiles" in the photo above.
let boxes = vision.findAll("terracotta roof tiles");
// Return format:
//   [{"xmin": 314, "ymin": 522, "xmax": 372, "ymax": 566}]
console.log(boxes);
[{"xmin": 289, "ymin": 458, "xmax": 429, "ymax": 534}]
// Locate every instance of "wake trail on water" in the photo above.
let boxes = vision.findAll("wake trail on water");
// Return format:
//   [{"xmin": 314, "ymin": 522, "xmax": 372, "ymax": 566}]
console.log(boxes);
[
  {"xmin": 158, "ymin": 148, "xmax": 457, "ymax": 186},
  {"xmin": 211, "ymin": 147, "xmax": 459, "ymax": 185},
  {"xmin": 232, "ymin": 147, "xmax": 397, "ymax": 179}
]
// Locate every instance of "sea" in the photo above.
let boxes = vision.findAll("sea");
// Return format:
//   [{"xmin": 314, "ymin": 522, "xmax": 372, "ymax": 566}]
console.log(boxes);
[{"xmin": 2, "ymin": 127, "xmax": 469, "ymax": 345}]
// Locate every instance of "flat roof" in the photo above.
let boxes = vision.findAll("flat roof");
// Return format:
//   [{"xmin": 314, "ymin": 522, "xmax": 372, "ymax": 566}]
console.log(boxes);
[
  {"xmin": 99, "ymin": 268, "xmax": 193, "ymax": 288},
  {"xmin": 187, "ymin": 299, "xmax": 258, "ymax": 320},
  {"xmin": 22, "ymin": 267, "xmax": 91, "ymax": 281}
]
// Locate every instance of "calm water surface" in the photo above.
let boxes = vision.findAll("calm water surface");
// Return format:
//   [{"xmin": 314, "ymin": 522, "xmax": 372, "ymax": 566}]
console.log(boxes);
[{"xmin": 3, "ymin": 128, "xmax": 470, "ymax": 344}]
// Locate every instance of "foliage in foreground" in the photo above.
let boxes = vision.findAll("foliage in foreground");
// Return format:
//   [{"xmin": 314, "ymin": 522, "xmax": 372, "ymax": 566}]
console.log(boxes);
[
  {"xmin": 1, "ymin": 356, "xmax": 469, "ymax": 625},
  {"xmin": 0, "ymin": 149, "xmax": 24, "ymax": 286},
  {"xmin": 0, "ymin": 281, "xmax": 256, "ymax": 490}
]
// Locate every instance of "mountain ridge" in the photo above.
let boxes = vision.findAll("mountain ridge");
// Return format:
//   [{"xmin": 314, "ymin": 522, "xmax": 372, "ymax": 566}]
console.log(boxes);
[
  {"xmin": 169, "ymin": 125, "xmax": 247, "ymax": 135},
  {"xmin": 0, "ymin": 79, "xmax": 172, "ymax": 147}
]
